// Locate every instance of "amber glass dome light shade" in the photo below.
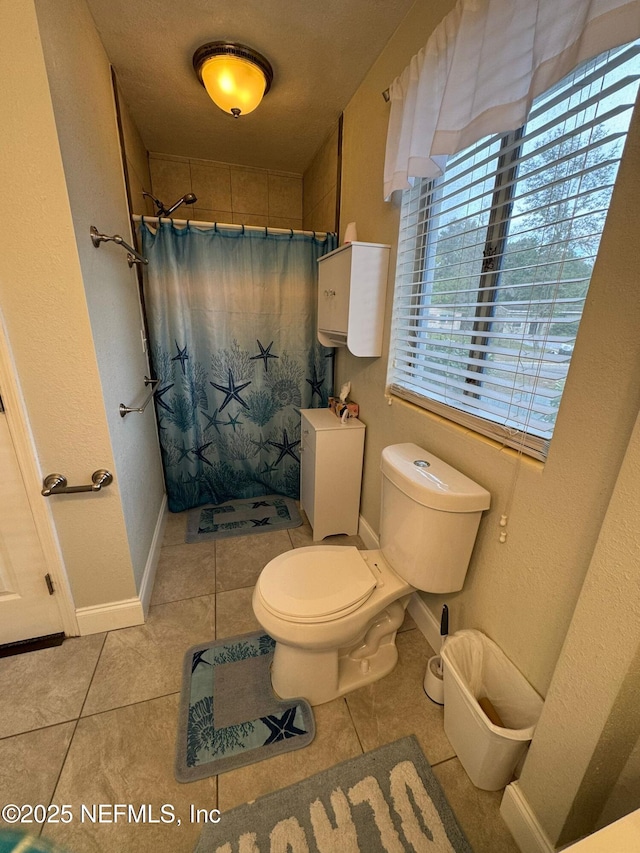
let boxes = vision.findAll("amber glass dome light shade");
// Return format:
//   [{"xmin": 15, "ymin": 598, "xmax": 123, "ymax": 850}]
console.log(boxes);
[{"xmin": 193, "ymin": 42, "xmax": 273, "ymax": 117}]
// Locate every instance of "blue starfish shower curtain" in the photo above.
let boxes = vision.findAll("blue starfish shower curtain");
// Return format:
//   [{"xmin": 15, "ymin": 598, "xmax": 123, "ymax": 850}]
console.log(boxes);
[{"xmin": 140, "ymin": 220, "xmax": 336, "ymax": 513}]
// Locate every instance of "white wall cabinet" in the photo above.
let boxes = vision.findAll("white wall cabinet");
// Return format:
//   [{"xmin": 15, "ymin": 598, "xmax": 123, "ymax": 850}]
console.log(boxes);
[
  {"xmin": 300, "ymin": 409, "xmax": 366, "ymax": 541},
  {"xmin": 317, "ymin": 241, "xmax": 390, "ymax": 356}
]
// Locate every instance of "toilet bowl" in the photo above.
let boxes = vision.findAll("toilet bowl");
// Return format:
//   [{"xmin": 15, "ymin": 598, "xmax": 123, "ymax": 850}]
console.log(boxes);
[
  {"xmin": 252, "ymin": 443, "xmax": 491, "ymax": 706},
  {"xmin": 252, "ymin": 546, "xmax": 413, "ymax": 705}
]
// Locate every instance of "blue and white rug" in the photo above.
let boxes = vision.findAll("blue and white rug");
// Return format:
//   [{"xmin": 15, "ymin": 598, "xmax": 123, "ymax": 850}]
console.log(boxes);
[
  {"xmin": 185, "ymin": 495, "xmax": 302, "ymax": 542},
  {"xmin": 195, "ymin": 736, "xmax": 474, "ymax": 852},
  {"xmin": 176, "ymin": 632, "xmax": 315, "ymax": 782}
]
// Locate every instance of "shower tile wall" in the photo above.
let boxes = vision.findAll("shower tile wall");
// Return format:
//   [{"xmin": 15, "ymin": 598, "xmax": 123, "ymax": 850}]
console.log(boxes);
[
  {"xmin": 303, "ymin": 121, "xmax": 340, "ymax": 233},
  {"xmin": 116, "ymin": 85, "xmax": 155, "ymax": 217},
  {"xmin": 148, "ymin": 152, "xmax": 303, "ymax": 230},
  {"xmin": 117, "ymin": 91, "xmax": 332, "ymax": 232}
]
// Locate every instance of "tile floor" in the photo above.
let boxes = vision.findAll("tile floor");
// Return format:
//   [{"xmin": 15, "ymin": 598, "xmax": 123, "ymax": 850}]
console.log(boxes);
[{"xmin": 0, "ymin": 510, "xmax": 519, "ymax": 853}]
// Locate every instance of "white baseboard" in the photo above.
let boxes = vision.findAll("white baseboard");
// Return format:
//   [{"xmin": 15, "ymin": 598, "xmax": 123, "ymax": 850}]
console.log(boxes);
[
  {"xmin": 76, "ymin": 597, "xmax": 145, "ymax": 635},
  {"xmin": 138, "ymin": 494, "xmax": 168, "ymax": 616},
  {"xmin": 358, "ymin": 514, "xmax": 379, "ymax": 550},
  {"xmin": 407, "ymin": 591, "xmax": 443, "ymax": 653},
  {"xmin": 500, "ymin": 782, "xmax": 555, "ymax": 853},
  {"xmin": 77, "ymin": 495, "xmax": 167, "ymax": 635}
]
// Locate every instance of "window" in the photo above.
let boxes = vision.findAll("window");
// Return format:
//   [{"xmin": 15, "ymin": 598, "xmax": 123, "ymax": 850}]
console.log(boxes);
[{"xmin": 387, "ymin": 41, "xmax": 640, "ymax": 460}]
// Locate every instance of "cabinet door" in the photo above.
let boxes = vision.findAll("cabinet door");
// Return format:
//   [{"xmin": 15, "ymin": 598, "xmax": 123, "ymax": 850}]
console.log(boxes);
[
  {"xmin": 317, "ymin": 273, "xmax": 333, "ymax": 333},
  {"xmin": 318, "ymin": 248, "xmax": 351, "ymax": 334}
]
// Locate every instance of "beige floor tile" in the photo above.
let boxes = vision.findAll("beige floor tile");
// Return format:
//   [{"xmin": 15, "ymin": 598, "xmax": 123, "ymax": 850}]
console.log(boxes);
[
  {"xmin": 45, "ymin": 694, "xmax": 216, "ymax": 853},
  {"xmin": 0, "ymin": 722, "xmax": 75, "ymax": 829},
  {"xmin": 287, "ymin": 512, "xmax": 312, "ymax": 546},
  {"xmin": 217, "ymin": 697, "xmax": 363, "ymax": 812},
  {"xmin": 162, "ymin": 510, "xmax": 187, "ymax": 547},
  {"xmin": 433, "ymin": 757, "xmax": 520, "ymax": 853},
  {"xmin": 0, "ymin": 635, "xmax": 105, "ymax": 738},
  {"xmin": 151, "ymin": 541, "xmax": 216, "ymax": 605},
  {"xmin": 346, "ymin": 629, "xmax": 456, "ymax": 766},
  {"xmin": 82, "ymin": 596, "xmax": 215, "ymax": 716},
  {"xmin": 215, "ymin": 531, "xmax": 292, "ymax": 592},
  {"xmin": 216, "ymin": 586, "xmax": 261, "ymax": 639}
]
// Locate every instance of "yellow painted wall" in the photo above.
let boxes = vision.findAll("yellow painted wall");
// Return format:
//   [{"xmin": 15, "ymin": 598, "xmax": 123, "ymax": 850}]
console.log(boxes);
[
  {"xmin": 518, "ymin": 407, "xmax": 640, "ymax": 845},
  {"xmin": 34, "ymin": 0, "xmax": 165, "ymax": 593},
  {"xmin": 0, "ymin": 0, "xmax": 168, "ymax": 614},
  {"xmin": 0, "ymin": 0, "xmax": 138, "ymax": 609},
  {"xmin": 337, "ymin": 0, "xmax": 640, "ymax": 695}
]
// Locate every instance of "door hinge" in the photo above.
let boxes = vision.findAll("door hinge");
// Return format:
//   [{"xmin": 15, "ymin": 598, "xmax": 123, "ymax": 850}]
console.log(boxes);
[{"xmin": 44, "ymin": 573, "xmax": 55, "ymax": 595}]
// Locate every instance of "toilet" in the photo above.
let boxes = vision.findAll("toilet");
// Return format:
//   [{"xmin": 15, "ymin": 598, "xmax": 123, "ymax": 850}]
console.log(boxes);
[{"xmin": 252, "ymin": 442, "xmax": 490, "ymax": 705}]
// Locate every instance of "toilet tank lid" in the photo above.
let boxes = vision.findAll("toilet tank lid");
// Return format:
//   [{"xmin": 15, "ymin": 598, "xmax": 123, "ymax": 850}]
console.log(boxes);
[{"xmin": 381, "ymin": 443, "xmax": 491, "ymax": 512}]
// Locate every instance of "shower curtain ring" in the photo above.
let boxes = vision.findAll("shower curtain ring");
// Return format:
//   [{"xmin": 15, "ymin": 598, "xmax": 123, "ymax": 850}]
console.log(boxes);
[
  {"xmin": 241, "ymin": 224, "xmax": 245, "ymax": 235},
  {"xmin": 214, "ymin": 222, "xmax": 218, "ymax": 233},
  {"xmin": 289, "ymin": 229, "xmax": 294, "ymax": 239},
  {"xmin": 265, "ymin": 226, "xmax": 268, "ymax": 237}
]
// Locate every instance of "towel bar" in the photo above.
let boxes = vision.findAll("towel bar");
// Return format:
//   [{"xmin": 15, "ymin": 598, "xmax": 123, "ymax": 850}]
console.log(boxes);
[
  {"xmin": 41, "ymin": 469, "xmax": 113, "ymax": 497},
  {"xmin": 119, "ymin": 376, "xmax": 159, "ymax": 417}
]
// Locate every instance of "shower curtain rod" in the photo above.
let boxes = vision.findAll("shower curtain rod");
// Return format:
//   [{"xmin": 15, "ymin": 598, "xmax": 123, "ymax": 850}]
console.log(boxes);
[{"xmin": 131, "ymin": 215, "xmax": 334, "ymax": 240}]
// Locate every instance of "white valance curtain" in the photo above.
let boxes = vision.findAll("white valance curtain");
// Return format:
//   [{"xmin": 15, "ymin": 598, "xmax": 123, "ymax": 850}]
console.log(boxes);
[{"xmin": 384, "ymin": 0, "xmax": 640, "ymax": 198}]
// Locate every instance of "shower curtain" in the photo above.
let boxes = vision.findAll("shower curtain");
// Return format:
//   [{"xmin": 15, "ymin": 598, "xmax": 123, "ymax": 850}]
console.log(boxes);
[{"xmin": 140, "ymin": 220, "xmax": 337, "ymax": 513}]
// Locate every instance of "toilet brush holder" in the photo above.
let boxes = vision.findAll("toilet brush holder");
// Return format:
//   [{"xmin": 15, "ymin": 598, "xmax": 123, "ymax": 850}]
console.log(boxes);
[{"xmin": 424, "ymin": 655, "xmax": 444, "ymax": 705}]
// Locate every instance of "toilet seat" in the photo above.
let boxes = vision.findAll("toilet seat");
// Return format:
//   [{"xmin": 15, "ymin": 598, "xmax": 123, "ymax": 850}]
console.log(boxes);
[{"xmin": 257, "ymin": 546, "xmax": 378, "ymax": 623}]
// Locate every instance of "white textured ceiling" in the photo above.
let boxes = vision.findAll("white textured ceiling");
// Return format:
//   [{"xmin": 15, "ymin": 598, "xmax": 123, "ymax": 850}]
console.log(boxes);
[{"xmin": 85, "ymin": 0, "xmax": 415, "ymax": 174}]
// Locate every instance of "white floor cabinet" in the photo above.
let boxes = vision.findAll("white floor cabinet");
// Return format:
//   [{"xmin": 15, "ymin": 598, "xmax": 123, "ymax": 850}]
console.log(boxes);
[{"xmin": 300, "ymin": 408, "xmax": 366, "ymax": 541}]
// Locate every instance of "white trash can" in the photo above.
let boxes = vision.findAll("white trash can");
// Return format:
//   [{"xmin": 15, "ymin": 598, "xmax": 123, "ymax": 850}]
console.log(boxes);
[{"xmin": 441, "ymin": 629, "xmax": 543, "ymax": 791}]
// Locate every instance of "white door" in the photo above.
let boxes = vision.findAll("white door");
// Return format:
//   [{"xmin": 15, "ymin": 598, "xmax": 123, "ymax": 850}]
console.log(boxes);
[{"xmin": 0, "ymin": 393, "xmax": 64, "ymax": 645}]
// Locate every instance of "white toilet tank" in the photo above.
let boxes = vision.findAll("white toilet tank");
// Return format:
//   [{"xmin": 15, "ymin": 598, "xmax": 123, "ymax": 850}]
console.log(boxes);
[{"xmin": 380, "ymin": 443, "xmax": 490, "ymax": 593}]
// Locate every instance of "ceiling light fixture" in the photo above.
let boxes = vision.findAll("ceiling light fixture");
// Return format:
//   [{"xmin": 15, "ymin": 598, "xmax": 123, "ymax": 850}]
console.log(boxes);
[{"xmin": 193, "ymin": 42, "xmax": 273, "ymax": 118}]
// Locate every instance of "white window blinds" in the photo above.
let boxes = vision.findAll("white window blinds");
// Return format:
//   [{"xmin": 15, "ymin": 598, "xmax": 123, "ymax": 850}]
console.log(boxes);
[{"xmin": 387, "ymin": 41, "xmax": 640, "ymax": 460}]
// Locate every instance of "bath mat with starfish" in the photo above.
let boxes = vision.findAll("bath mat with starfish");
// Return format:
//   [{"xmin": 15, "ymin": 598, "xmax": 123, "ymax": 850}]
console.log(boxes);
[
  {"xmin": 176, "ymin": 631, "xmax": 314, "ymax": 782},
  {"xmin": 185, "ymin": 495, "xmax": 302, "ymax": 542}
]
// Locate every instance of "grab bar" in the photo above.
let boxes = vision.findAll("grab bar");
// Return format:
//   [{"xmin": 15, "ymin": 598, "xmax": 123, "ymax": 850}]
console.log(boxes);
[
  {"xmin": 42, "ymin": 469, "xmax": 113, "ymax": 497},
  {"xmin": 90, "ymin": 226, "xmax": 148, "ymax": 267},
  {"xmin": 119, "ymin": 376, "xmax": 159, "ymax": 418}
]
